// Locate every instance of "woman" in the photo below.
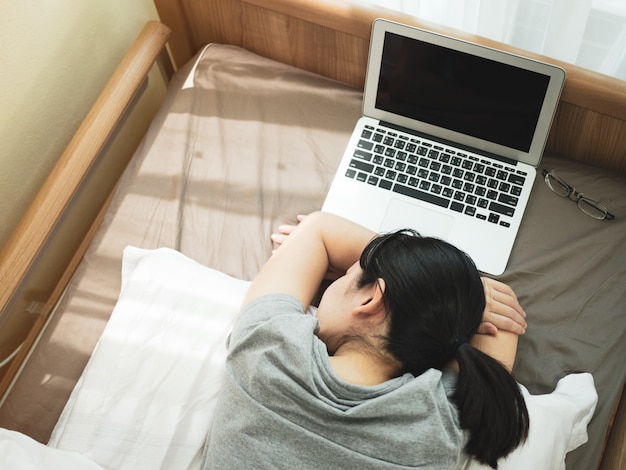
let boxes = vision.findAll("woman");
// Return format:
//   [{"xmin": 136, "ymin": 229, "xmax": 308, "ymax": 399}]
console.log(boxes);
[{"xmin": 203, "ymin": 212, "xmax": 528, "ymax": 469}]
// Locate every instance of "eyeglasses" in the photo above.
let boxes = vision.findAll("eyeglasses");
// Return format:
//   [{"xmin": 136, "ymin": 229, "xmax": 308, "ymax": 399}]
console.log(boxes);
[{"xmin": 542, "ymin": 169, "xmax": 615, "ymax": 220}]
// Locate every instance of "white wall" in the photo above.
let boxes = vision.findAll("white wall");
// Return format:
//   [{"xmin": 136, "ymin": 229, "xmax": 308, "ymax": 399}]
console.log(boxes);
[{"xmin": 0, "ymin": 0, "xmax": 165, "ymax": 249}]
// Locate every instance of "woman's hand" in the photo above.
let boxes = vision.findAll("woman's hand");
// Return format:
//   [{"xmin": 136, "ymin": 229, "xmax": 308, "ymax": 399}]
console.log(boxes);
[
  {"xmin": 271, "ymin": 214, "xmax": 344, "ymax": 281},
  {"xmin": 478, "ymin": 277, "xmax": 527, "ymax": 336},
  {"xmin": 270, "ymin": 215, "xmax": 307, "ymax": 253}
]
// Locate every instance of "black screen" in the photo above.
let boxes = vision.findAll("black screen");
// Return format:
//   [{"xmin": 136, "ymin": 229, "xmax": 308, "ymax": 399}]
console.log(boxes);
[{"xmin": 375, "ymin": 32, "xmax": 551, "ymax": 152}]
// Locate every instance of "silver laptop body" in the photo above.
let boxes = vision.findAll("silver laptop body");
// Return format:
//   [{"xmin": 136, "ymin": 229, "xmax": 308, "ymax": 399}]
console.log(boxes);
[{"xmin": 322, "ymin": 19, "xmax": 565, "ymax": 275}]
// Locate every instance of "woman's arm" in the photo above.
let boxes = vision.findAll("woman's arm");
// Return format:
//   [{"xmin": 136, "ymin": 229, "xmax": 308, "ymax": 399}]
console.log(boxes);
[
  {"xmin": 243, "ymin": 212, "xmax": 375, "ymax": 309},
  {"xmin": 272, "ymin": 217, "xmax": 527, "ymax": 336}
]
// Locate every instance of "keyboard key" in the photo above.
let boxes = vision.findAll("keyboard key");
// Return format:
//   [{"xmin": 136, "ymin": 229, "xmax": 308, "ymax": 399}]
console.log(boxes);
[
  {"xmin": 393, "ymin": 184, "xmax": 450, "ymax": 208},
  {"xmin": 451, "ymin": 202, "xmax": 464, "ymax": 212},
  {"xmin": 361, "ymin": 129, "xmax": 373, "ymax": 139},
  {"xmin": 498, "ymin": 193, "xmax": 519, "ymax": 207},
  {"xmin": 358, "ymin": 140, "xmax": 373, "ymax": 150},
  {"xmin": 349, "ymin": 159, "xmax": 374, "ymax": 173},
  {"xmin": 465, "ymin": 206, "xmax": 476, "ymax": 216},
  {"xmin": 346, "ymin": 169, "xmax": 356, "ymax": 178},
  {"xmin": 508, "ymin": 173, "xmax": 526, "ymax": 185},
  {"xmin": 489, "ymin": 201, "xmax": 515, "ymax": 217},
  {"xmin": 380, "ymin": 179, "xmax": 393, "ymax": 190},
  {"xmin": 488, "ymin": 213, "xmax": 500, "ymax": 224},
  {"xmin": 354, "ymin": 149, "xmax": 372, "ymax": 161},
  {"xmin": 367, "ymin": 175, "xmax": 379, "ymax": 185}
]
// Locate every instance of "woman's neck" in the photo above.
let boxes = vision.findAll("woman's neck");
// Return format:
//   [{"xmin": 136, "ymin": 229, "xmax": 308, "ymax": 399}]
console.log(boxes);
[{"xmin": 329, "ymin": 347, "xmax": 403, "ymax": 386}]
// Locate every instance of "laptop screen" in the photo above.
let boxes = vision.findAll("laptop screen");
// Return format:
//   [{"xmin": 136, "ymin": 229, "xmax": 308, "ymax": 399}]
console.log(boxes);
[{"xmin": 375, "ymin": 32, "xmax": 551, "ymax": 153}]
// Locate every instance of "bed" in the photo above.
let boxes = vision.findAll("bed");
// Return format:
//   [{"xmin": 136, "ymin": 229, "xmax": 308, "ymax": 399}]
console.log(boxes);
[{"xmin": 0, "ymin": 0, "xmax": 625, "ymax": 469}]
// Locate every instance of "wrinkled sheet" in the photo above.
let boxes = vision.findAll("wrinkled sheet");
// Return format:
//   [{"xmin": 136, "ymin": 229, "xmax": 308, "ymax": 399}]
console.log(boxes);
[{"xmin": 0, "ymin": 44, "xmax": 624, "ymax": 470}]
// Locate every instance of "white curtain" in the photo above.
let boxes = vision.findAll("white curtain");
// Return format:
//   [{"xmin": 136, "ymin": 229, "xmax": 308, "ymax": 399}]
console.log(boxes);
[{"xmin": 362, "ymin": 0, "xmax": 626, "ymax": 80}]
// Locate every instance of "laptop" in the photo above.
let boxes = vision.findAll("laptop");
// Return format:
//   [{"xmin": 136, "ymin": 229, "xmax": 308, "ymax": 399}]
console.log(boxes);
[{"xmin": 321, "ymin": 19, "xmax": 565, "ymax": 275}]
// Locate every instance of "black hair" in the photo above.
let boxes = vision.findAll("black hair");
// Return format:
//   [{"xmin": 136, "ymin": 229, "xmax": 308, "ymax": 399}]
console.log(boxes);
[{"xmin": 357, "ymin": 230, "xmax": 528, "ymax": 468}]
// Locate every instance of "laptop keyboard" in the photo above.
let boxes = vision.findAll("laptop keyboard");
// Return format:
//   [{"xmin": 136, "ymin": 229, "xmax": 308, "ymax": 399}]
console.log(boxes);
[{"xmin": 344, "ymin": 124, "xmax": 528, "ymax": 228}]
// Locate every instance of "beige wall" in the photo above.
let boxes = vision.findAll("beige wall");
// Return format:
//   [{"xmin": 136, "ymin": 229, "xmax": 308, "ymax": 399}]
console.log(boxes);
[{"xmin": 0, "ymin": 0, "xmax": 165, "ymax": 250}]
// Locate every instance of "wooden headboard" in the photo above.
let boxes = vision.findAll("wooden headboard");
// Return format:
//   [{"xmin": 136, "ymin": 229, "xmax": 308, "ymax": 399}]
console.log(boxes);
[{"xmin": 155, "ymin": 0, "xmax": 626, "ymax": 175}]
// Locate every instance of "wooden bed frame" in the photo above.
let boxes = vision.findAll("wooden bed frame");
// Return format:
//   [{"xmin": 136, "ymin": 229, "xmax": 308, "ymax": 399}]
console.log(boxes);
[{"xmin": 0, "ymin": 0, "xmax": 624, "ymax": 468}]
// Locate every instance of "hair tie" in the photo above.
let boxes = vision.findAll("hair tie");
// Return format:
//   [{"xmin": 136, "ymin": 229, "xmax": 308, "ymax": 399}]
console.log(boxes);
[{"xmin": 450, "ymin": 337, "xmax": 468, "ymax": 357}]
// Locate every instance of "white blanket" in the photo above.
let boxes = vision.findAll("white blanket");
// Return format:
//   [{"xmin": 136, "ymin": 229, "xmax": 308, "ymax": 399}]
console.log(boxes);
[{"xmin": 0, "ymin": 247, "xmax": 597, "ymax": 469}]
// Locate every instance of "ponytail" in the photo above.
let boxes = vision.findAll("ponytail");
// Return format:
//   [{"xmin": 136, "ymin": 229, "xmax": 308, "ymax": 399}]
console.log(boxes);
[
  {"xmin": 358, "ymin": 231, "xmax": 529, "ymax": 467},
  {"xmin": 452, "ymin": 343, "xmax": 529, "ymax": 468}
]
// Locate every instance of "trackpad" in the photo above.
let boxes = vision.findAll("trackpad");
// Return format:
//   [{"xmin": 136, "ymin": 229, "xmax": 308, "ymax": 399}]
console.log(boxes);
[{"xmin": 379, "ymin": 199, "xmax": 454, "ymax": 239}]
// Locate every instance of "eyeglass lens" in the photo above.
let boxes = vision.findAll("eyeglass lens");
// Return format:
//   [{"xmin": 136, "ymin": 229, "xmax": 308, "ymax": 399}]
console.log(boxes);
[
  {"xmin": 544, "ymin": 173, "xmax": 570, "ymax": 197},
  {"xmin": 577, "ymin": 198, "xmax": 609, "ymax": 219}
]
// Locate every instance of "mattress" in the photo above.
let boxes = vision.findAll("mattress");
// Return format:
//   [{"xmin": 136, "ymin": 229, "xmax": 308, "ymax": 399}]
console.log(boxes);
[{"xmin": 1, "ymin": 43, "xmax": 624, "ymax": 470}]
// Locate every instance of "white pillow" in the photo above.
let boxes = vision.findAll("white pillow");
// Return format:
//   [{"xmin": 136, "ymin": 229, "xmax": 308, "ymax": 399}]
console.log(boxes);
[
  {"xmin": 49, "ymin": 247, "xmax": 597, "ymax": 470},
  {"xmin": 464, "ymin": 373, "xmax": 597, "ymax": 470},
  {"xmin": 0, "ymin": 429, "xmax": 105, "ymax": 470}
]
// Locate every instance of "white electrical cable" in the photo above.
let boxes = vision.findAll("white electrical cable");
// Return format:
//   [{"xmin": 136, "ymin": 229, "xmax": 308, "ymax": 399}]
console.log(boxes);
[{"xmin": 0, "ymin": 343, "xmax": 22, "ymax": 369}]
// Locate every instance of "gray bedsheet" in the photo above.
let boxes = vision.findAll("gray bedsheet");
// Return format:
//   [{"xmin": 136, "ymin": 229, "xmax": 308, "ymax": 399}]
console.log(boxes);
[{"xmin": 2, "ymin": 44, "xmax": 624, "ymax": 469}]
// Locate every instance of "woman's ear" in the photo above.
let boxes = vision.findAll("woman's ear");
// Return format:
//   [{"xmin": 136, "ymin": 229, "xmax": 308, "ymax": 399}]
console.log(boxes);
[{"xmin": 353, "ymin": 278, "xmax": 386, "ymax": 317}]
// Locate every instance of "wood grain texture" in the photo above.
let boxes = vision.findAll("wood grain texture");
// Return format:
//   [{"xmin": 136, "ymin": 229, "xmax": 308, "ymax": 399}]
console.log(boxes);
[
  {"xmin": 154, "ymin": 0, "xmax": 626, "ymax": 174},
  {"xmin": 0, "ymin": 21, "xmax": 171, "ymax": 386},
  {"xmin": 599, "ymin": 385, "xmax": 626, "ymax": 470}
]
